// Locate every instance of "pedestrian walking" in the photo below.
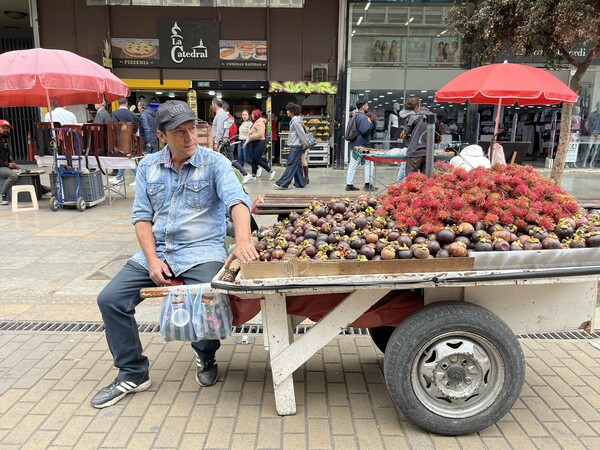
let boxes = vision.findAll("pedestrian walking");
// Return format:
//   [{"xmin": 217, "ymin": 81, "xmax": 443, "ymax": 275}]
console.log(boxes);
[
  {"xmin": 273, "ymin": 102, "xmax": 307, "ymax": 189},
  {"xmin": 244, "ymin": 109, "xmax": 276, "ymax": 180}
]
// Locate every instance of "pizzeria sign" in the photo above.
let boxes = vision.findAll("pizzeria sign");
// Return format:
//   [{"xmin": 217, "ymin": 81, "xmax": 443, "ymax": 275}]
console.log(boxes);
[{"xmin": 111, "ymin": 38, "xmax": 160, "ymax": 67}]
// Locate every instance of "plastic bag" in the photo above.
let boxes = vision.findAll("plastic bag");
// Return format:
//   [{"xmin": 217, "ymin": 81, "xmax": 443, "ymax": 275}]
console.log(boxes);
[
  {"xmin": 192, "ymin": 286, "xmax": 233, "ymax": 340},
  {"xmin": 490, "ymin": 142, "xmax": 506, "ymax": 166},
  {"xmin": 159, "ymin": 288, "xmax": 196, "ymax": 342}
]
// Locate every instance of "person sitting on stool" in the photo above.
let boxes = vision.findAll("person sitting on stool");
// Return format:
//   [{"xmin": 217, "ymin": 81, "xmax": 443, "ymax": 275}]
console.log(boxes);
[{"xmin": 0, "ymin": 120, "xmax": 18, "ymax": 205}]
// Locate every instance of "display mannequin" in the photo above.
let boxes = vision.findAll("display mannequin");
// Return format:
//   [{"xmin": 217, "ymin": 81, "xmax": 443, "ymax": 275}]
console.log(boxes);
[
  {"xmin": 388, "ymin": 102, "xmax": 400, "ymax": 141},
  {"xmin": 582, "ymin": 102, "xmax": 600, "ymax": 167},
  {"xmin": 571, "ymin": 105, "xmax": 581, "ymax": 132}
]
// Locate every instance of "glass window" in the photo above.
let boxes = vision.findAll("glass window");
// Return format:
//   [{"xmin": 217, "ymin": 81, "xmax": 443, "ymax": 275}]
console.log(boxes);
[
  {"xmin": 163, "ymin": 0, "xmax": 215, "ymax": 5},
  {"xmin": 132, "ymin": 0, "xmax": 161, "ymax": 4}
]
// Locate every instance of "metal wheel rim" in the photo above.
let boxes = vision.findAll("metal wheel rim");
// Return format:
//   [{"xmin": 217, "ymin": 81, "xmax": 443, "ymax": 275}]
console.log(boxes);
[{"xmin": 410, "ymin": 331, "xmax": 505, "ymax": 419}]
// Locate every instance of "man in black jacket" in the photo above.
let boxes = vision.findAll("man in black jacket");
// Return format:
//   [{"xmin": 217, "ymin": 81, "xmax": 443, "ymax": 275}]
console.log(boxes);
[
  {"xmin": 0, "ymin": 120, "xmax": 19, "ymax": 205},
  {"xmin": 137, "ymin": 99, "xmax": 158, "ymax": 154}
]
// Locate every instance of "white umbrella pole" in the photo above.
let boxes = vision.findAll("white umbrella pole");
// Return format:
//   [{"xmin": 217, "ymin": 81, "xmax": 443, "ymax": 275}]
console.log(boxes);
[{"xmin": 491, "ymin": 97, "xmax": 502, "ymax": 162}]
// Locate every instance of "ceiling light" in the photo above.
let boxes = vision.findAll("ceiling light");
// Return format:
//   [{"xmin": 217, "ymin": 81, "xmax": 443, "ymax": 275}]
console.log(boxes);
[
  {"xmin": 358, "ymin": 93, "xmax": 364, "ymax": 96},
  {"xmin": 365, "ymin": 90, "xmax": 371, "ymax": 93},
  {"xmin": 385, "ymin": 102, "xmax": 389, "ymax": 104},
  {"xmin": 386, "ymin": 92, "xmax": 393, "ymax": 95},
  {"xmin": 440, "ymin": 30, "xmax": 447, "ymax": 35},
  {"xmin": 379, "ymin": 95, "xmax": 385, "ymax": 98},
  {"xmin": 428, "ymin": 96, "xmax": 433, "ymax": 99},
  {"xmin": 256, "ymin": 93, "xmax": 262, "ymax": 99},
  {"xmin": 155, "ymin": 91, "xmax": 163, "ymax": 95},
  {"xmin": 405, "ymin": 17, "xmax": 414, "ymax": 26},
  {"xmin": 421, "ymin": 90, "xmax": 427, "ymax": 93},
  {"xmin": 216, "ymin": 92, "xmax": 222, "ymax": 98},
  {"xmin": 364, "ymin": 2, "xmax": 371, "ymax": 11},
  {"xmin": 208, "ymin": 90, "xmax": 215, "ymax": 96},
  {"xmin": 168, "ymin": 92, "xmax": 175, "ymax": 98},
  {"xmin": 4, "ymin": 10, "xmax": 27, "ymax": 20},
  {"xmin": 357, "ymin": 16, "xmax": 363, "ymax": 26}
]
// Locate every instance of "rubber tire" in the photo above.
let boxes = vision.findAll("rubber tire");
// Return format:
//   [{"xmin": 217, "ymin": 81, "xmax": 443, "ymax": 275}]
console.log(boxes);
[
  {"xmin": 384, "ymin": 301, "xmax": 525, "ymax": 436},
  {"xmin": 76, "ymin": 197, "xmax": 86, "ymax": 212},
  {"xmin": 368, "ymin": 326, "xmax": 396, "ymax": 353},
  {"xmin": 49, "ymin": 197, "xmax": 59, "ymax": 212}
]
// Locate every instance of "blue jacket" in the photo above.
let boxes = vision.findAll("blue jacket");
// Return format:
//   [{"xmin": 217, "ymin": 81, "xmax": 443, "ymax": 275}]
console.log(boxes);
[
  {"xmin": 348, "ymin": 111, "xmax": 373, "ymax": 149},
  {"xmin": 139, "ymin": 108, "xmax": 158, "ymax": 151}
]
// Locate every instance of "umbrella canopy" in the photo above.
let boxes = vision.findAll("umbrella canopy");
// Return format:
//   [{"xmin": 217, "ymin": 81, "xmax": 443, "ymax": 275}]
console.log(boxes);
[
  {"xmin": 434, "ymin": 62, "xmax": 578, "ymax": 106},
  {"xmin": 0, "ymin": 48, "xmax": 130, "ymax": 107}
]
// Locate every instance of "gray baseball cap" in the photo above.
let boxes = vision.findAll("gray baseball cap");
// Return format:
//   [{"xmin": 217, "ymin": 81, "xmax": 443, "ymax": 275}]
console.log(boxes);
[{"xmin": 156, "ymin": 100, "xmax": 196, "ymax": 131}]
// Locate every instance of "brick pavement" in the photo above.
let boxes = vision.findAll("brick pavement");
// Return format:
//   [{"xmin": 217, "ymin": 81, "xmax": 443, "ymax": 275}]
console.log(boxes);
[{"xmin": 1, "ymin": 331, "xmax": 600, "ymax": 449}]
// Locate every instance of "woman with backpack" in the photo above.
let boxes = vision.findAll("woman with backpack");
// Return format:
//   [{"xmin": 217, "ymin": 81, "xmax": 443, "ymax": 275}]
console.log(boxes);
[
  {"xmin": 402, "ymin": 96, "xmax": 438, "ymax": 175},
  {"xmin": 273, "ymin": 102, "xmax": 307, "ymax": 190},
  {"xmin": 243, "ymin": 109, "xmax": 276, "ymax": 181},
  {"xmin": 345, "ymin": 101, "xmax": 377, "ymax": 192}
]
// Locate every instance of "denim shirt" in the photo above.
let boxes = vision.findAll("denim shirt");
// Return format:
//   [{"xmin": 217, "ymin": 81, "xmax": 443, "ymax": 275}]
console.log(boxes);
[{"xmin": 130, "ymin": 145, "xmax": 252, "ymax": 276}]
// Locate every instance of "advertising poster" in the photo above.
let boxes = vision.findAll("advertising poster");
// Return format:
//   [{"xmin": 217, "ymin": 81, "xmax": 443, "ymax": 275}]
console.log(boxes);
[
  {"xmin": 219, "ymin": 40, "xmax": 267, "ymax": 68},
  {"xmin": 111, "ymin": 38, "xmax": 160, "ymax": 67},
  {"xmin": 371, "ymin": 37, "xmax": 402, "ymax": 63},
  {"xmin": 431, "ymin": 37, "xmax": 461, "ymax": 66},
  {"xmin": 406, "ymin": 37, "xmax": 431, "ymax": 64},
  {"xmin": 158, "ymin": 19, "xmax": 220, "ymax": 68}
]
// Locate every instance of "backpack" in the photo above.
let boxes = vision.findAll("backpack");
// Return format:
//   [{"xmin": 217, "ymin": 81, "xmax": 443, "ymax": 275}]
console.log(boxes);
[
  {"xmin": 345, "ymin": 115, "xmax": 359, "ymax": 141},
  {"xmin": 227, "ymin": 113, "xmax": 238, "ymax": 140}
]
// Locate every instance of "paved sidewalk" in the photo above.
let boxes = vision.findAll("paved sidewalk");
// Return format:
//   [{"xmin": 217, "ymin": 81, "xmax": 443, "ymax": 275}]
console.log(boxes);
[
  {"xmin": 1, "ymin": 164, "xmax": 600, "ymax": 448},
  {"xmin": 1, "ymin": 330, "xmax": 600, "ymax": 449}
]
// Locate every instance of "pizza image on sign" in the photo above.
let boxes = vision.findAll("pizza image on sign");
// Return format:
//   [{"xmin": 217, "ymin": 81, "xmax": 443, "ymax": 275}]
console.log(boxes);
[{"xmin": 123, "ymin": 41, "xmax": 158, "ymax": 58}]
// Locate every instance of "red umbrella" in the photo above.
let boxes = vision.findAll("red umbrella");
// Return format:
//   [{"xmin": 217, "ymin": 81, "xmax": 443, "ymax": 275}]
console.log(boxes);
[
  {"xmin": 435, "ymin": 62, "xmax": 577, "ymax": 162},
  {"xmin": 0, "ymin": 48, "xmax": 130, "ymax": 109}
]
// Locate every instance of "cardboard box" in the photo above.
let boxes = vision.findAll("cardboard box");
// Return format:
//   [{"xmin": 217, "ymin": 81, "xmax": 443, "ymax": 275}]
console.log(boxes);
[{"xmin": 238, "ymin": 257, "xmax": 474, "ymax": 280}]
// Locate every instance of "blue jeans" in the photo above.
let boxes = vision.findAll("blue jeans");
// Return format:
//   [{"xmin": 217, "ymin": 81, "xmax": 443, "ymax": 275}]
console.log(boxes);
[
  {"xmin": 275, "ymin": 146, "xmax": 305, "ymax": 188},
  {"xmin": 114, "ymin": 168, "xmax": 136, "ymax": 180},
  {"xmin": 97, "ymin": 259, "xmax": 223, "ymax": 382},
  {"xmin": 248, "ymin": 140, "xmax": 271, "ymax": 176}
]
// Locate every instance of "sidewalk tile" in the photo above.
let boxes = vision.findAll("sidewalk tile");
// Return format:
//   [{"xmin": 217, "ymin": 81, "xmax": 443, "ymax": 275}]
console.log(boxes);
[
  {"xmin": 153, "ymin": 380, "xmax": 183, "ymax": 405},
  {"xmin": 373, "ymin": 407, "xmax": 403, "ymax": 436},
  {"xmin": 257, "ymin": 417, "xmax": 282, "ymax": 448},
  {"xmin": 348, "ymin": 393, "xmax": 374, "ymax": 419},
  {"xmin": 563, "ymin": 395, "xmax": 600, "ymax": 421},
  {"xmin": 381, "ymin": 435, "xmax": 411, "ymax": 449},
  {"xmin": 214, "ymin": 390, "xmax": 241, "ymax": 417},
  {"xmin": 0, "ymin": 401, "xmax": 35, "ymax": 429},
  {"xmin": 282, "ymin": 405, "xmax": 306, "ymax": 434},
  {"xmin": 240, "ymin": 381, "xmax": 264, "ymax": 405},
  {"xmin": 234, "ymin": 405, "xmax": 260, "ymax": 433},
  {"xmin": 125, "ymin": 432, "xmax": 158, "ymax": 450},
  {"xmin": 497, "ymin": 419, "xmax": 538, "ymax": 448},
  {"xmin": 306, "ymin": 392, "xmax": 328, "ymax": 418},
  {"xmin": 168, "ymin": 392, "xmax": 196, "ymax": 417},
  {"xmin": 186, "ymin": 404, "xmax": 215, "ymax": 434},
  {"xmin": 345, "ymin": 372, "xmax": 367, "ymax": 393},
  {"xmin": 204, "ymin": 417, "xmax": 234, "ymax": 449},
  {"xmin": 340, "ymin": 353, "xmax": 361, "ymax": 372},
  {"xmin": 22, "ymin": 430, "xmax": 59, "ymax": 449},
  {"xmin": 456, "ymin": 433, "xmax": 486, "ymax": 450},
  {"xmin": 430, "ymin": 435, "xmax": 461, "ymax": 449},
  {"xmin": 362, "ymin": 363, "xmax": 385, "ymax": 384},
  {"xmin": 330, "ymin": 406, "xmax": 354, "ymax": 435},
  {"xmin": 354, "ymin": 418, "xmax": 384, "ymax": 449},
  {"xmin": 367, "ymin": 383, "xmax": 393, "ymax": 408},
  {"xmin": 307, "ymin": 417, "xmax": 332, "ymax": 449},
  {"xmin": 530, "ymin": 385, "xmax": 570, "ymax": 409},
  {"xmin": 49, "ymin": 415, "xmax": 92, "ymax": 447},
  {"xmin": 521, "ymin": 397, "xmax": 560, "ymax": 422},
  {"xmin": 326, "ymin": 383, "xmax": 349, "ymax": 406},
  {"xmin": 179, "ymin": 433, "xmax": 207, "ymax": 449},
  {"xmin": 481, "ymin": 437, "xmax": 513, "ymax": 449},
  {"xmin": 1, "ymin": 415, "xmax": 45, "ymax": 446},
  {"xmin": 153, "ymin": 416, "xmax": 187, "ymax": 448},
  {"xmin": 0, "ymin": 388, "xmax": 25, "ymax": 414},
  {"xmin": 333, "ymin": 435, "xmax": 358, "ymax": 450},
  {"xmin": 136, "ymin": 403, "xmax": 169, "ymax": 433},
  {"xmin": 75, "ymin": 432, "xmax": 105, "ymax": 449},
  {"xmin": 283, "ymin": 433, "xmax": 306, "ymax": 450},
  {"xmin": 559, "ymin": 409, "xmax": 597, "ymax": 436},
  {"xmin": 305, "ymin": 352, "xmax": 324, "ymax": 372},
  {"xmin": 121, "ymin": 388, "xmax": 156, "ymax": 417},
  {"xmin": 545, "ymin": 421, "xmax": 586, "ymax": 448},
  {"xmin": 306, "ymin": 371, "xmax": 326, "ymax": 393},
  {"xmin": 323, "ymin": 345, "xmax": 342, "ymax": 363},
  {"xmin": 85, "ymin": 408, "xmax": 122, "ymax": 434},
  {"xmin": 222, "ymin": 370, "xmax": 245, "ymax": 392}
]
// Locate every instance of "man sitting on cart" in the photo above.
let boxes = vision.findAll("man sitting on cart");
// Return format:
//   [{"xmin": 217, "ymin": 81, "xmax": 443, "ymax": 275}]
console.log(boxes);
[{"xmin": 91, "ymin": 100, "xmax": 258, "ymax": 409}]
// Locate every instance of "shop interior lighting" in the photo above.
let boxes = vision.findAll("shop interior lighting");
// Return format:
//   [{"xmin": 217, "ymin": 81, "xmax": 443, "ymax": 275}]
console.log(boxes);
[
  {"xmin": 379, "ymin": 95, "xmax": 385, "ymax": 98},
  {"xmin": 405, "ymin": 17, "xmax": 414, "ymax": 26},
  {"xmin": 155, "ymin": 91, "xmax": 163, "ymax": 95},
  {"xmin": 168, "ymin": 92, "xmax": 175, "ymax": 98},
  {"xmin": 216, "ymin": 92, "xmax": 222, "ymax": 98},
  {"xmin": 256, "ymin": 93, "xmax": 262, "ymax": 99},
  {"xmin": 364, "ymin": 2, "xmax": 370, "ymax": 11},
  {"xmin": 358, "ymin": 93, "xmax": 364, "ymax": 96},
  {"xmin": 365, "ymin": 89, "xmax": 371, "ymax": 92},
  {"xmin": 421, "ymin": 90, "xmax": 427, "ymax": 93},
  {"xmin": 386, "ymin": 91, "xmax": 393, "ymax": 95},
  {"xmin": 356, "ymin": 16, "xmax": 363, "ymax": 26},
  {"xmin": 208, "ymin": 90, "xmax": 215, "ymax": 96}
]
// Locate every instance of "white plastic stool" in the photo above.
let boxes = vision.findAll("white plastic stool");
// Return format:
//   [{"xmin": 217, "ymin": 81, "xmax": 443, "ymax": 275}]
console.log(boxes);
[{"xmin": 11, "ymin": 185, "xmax": 39, "ymax": 212}]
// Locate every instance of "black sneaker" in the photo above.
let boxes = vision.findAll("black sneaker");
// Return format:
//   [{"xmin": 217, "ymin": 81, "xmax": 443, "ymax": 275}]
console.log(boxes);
[
  {"xmin": 196, "ymin": 357, "xmax": 218, "ymax": 387},
  {"xmin": 345, "ymin": 185, "xmax": 360, "ymax": 191},
  {"xmin": 0, "ymin": 194, "xmax": 7, "ymax": 205},
  {"xmin": 364, "ymin": 184, "xmax": 379, "ymax": 191},
  {"xmin": 90, "ymin": 374, "xmax": 151, "ymax": 409}
]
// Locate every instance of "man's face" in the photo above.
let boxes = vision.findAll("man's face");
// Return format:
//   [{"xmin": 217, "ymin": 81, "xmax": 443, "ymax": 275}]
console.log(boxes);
[
  {"xmin": 362, "ymin": 103, "xmax": 369, "ymax": 112},
  {"xmin": 94, "ymin": 104, "xmax": 102, "ymax": 110},
  {"xmin": 211, "ymin": 102, "xmax": 218, "ymax": 112},
  {"xmin": 0, "ymin": 125, "xmax": 10, "ymax": 137},
  {"xmin": 158, "ymin": 120, "xmax": 198, "ymax": 159},
  {"xmin": 137, "ymin": 103, "xmax": 142, "ymax": 111}
]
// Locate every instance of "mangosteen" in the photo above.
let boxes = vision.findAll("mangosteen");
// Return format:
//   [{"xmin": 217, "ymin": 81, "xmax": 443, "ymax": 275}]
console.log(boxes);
[
  {"xmin": 375, "ymin": 239, "xmax": 389, "ymax": 254},
  {"xmin": 350, "ymin": 238, "xmax": 365, "ymax": 250},
  {"xmin": 457, "ymin": 222, "xmax": 475, "ymax": 237},
  {"xmin": 492, "ymin": 229, "xmax": 511, "ymax": 242},
  {"xmin": 530, "ymin": 226, "xmax": 548, "ymax": 240},
  {"xmin": 409, "ymin": 226, "xmax": 421, "ymax": 237},
  {"xmin": 381, "ymin": 246, "xmax": 396, "ymax": 260},
  {"xmin": 396, "ymin": 246, "xmax": 412, "ymax": 260},
  {"xmin": 492, "ymin": 239, "xmax": 510, "ymax": 252},
  {"xmin": 302, "ymin": 245, "xmax": 317, "ymax": 258},
  {"xmin": 372, "ymin": 255, "xmax": 382, "ymax": 261},
  {"xmin": 474, "ymin": 221, "xmax": 485, "ymax": 231},
  {"xmin": 307, "ymin": 213, "xmax": 319, "ymax": 224},
  {"xmin": 542, "ymin": 236, "xmax": 561, "ymax": 249},
  {"xmin": 455, "ymin": 236, "xmax": 472, "ymax": 248},
  {"xmin": 510, "ymin": 241, "xmax": 524, "ymax": 251},
  {"xmin": 585, "ymin": 232, "xmax": 600, "ymax": 247},
  {"xmin": 359, "ymin": 245, "xmax": 375, "ymax": 260},
  {"xmin": 569, "ymin": 236, "xmax": 586, "ymax": 248},
  {"xmin": 387, "ymin": 231, "xmax": 400, "ymax": 241},
  {"xmin": 414, "ymin": 236, "xmax": 427, "ymax": 245},
  {"xmin": 426, "ymin": 240, "xmax": 441, "ymax": 256},
  {"xmin": 397, "ymin": 234, "xmax": 413, "ymax": 248},
  {"xmin": 474, "ymin": 239, "xmax": 493, "ymax": 252},
  {"xmin": 471, "ymin": 230, "xmax": 490, "ymax": 243},
  {"xmin": 436, "ymin": 249, "xmax": 451, "ymax": 258},
  {"xmin": 372, "ymin": 219, "xmax": 385, "ymax": 229},
  {"xmin": 448, "ymin": 241, "xmax": 468, "ymax": 257},
  {"xmin": 413, "ymin": 245, "xmax": 430, "ymax": 260},
  {"xmin": 259, "ymin": 251, "xmax": 272, "ymax": 261},
  {"xmin": 289, "ymin": 212, "xmax": 300, "ymax": 222},
  {"xmin": 345, "ymin": 250, "xmax": 358, "ymax": 260},
  {"xmin": 386, "ymin": 220, "xmax": 397, "ymax": 229},
  {"xmin": 271, "ymin": 248, "xmax": 286, "ymax": 260},
  {"xmin": 365, "ymin": 232, "xmax": 379, "ymax": 244},
  {"xmin": 436, "ymin": 227, "xmax": 456, "ymax": 245},
  {"xmin": 304, "ymin": 229, "xmax": 318, "ymax": 240},
  {"xmin": 354, "ymin": 216, "xmax": 368, "ymax": 229},
  {"xmin": 523, "ymin": 237, "xmax": 543, "ymax": 251},
  {"xmin": 343, "ymin": 210, "xmax": 355, "ymax": 220},
  {"xmin": 327, "ymin": 250, "xmax": 341, "ymax": 260}
]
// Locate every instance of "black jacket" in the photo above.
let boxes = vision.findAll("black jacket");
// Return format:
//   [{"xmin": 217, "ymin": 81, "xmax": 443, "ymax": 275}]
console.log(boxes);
[
  {"xmin": 0, "ymin": 136, "xmax": 13, "ymax": 167},
  {"xmin": 112, "ymin": 108, "xmax": 138, "ymax": 124}
]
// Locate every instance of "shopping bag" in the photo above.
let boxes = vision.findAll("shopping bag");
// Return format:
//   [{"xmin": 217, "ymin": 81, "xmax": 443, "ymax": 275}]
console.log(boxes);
[
  {"xmin": 192, "ymin": 286, "xmax": 233, "ymax": 340},
  {"xmin": 159, "ymin": 288, "xmax": 197, "ymax": 342}
]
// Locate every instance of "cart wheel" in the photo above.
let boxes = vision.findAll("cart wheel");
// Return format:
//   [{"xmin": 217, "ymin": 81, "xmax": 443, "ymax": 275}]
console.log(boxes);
[
  {"xmin": 384, "ymin": 302, "xmax": 525, "ymax": 436},
  {"xmin": 368, "ymin": 326, "xmax": 395, "ymax": 353},
  {"xmin": 76, "ymin": 197, "xmax": 86, "ymax": 212},
  {"xmin": 49, "ymin": 197, "xmax": 59, "ymax": 212}
]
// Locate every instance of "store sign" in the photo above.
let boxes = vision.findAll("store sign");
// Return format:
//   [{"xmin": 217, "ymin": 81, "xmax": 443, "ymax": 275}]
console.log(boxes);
[
  {"xmin": 498, "ymin": 41, "xmax": 600, "ymax": 66},
  {"xmin": 102, "ymin": 39, "xmax": 113, "ymax": 70},
  {"xmin": 159, "ymin": 20, "xmax": 220, "ymax": 68},
  {"xmin": 219, "ymin": 40, "xmax": 267, "ymax": 68},
  {"xmin": 111, "ymin": 38, "xmax": 160, "ymax": 67},
  {"xmin": 566, "ymin": 141, "xmax": 579, "ymax": 163},
  {"xmin": 269, "ymin": 81, "xmax": 337, "ymax": 94}
]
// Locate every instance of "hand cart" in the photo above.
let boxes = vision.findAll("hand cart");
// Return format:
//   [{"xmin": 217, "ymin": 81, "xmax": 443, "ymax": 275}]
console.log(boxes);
[
  {"xmin": 142, "ymin": 249, "xmax": 600, "ymax": 436},
  {"xmin": 49, "ymin": 127, "xmax": 105, "ymax": 212}
]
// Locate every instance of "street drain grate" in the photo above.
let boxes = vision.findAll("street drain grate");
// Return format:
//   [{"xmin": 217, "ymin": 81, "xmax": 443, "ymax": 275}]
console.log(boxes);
[{"xmin": 0, "ymin": 321, "xmax": 598, "ymax": 340}]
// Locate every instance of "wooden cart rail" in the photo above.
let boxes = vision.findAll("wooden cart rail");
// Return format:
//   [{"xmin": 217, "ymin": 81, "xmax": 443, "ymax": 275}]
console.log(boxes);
[{"xmin": 253, "ymin": 193, "xmax": 363, "ymax": 216}]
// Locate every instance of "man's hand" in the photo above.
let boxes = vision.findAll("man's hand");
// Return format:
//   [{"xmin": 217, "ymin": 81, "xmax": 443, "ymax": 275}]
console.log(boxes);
[
  {"xmin": 147, "ymin": 258, "xmax": 173, "ymax": 286},
  {"xmin": 8, "ymin": 162, "xmax": 18, "ymax": 169},
  {"xmin": 224, "ymin": 241, "xmax": 258, "ymax": 269}
]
